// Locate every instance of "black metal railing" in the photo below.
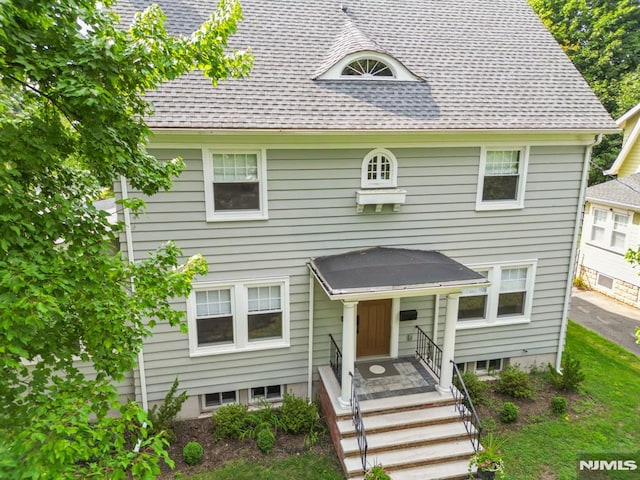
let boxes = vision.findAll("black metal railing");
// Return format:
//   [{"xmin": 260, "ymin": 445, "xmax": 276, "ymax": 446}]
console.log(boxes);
[
  {"xmin": 415, "ymin": 326, "xmax": 443, "ymax": 380},
  {"xmin": 349, "ymin": 371, "xmax": 368, "ymax": 472},
  {"xmin": 451, "ymin": 361, "xmax": 483, "ymax": 452},
  {"xmin": 329, "ymin": 334, "xmax": 342, "ymax": 385}
]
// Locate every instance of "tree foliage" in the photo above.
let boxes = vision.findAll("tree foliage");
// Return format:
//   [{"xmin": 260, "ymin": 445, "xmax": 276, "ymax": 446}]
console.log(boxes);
[
  {"xmin": 0, "ymin": 0, "xmax": 251, "ymax": 477},
  {"xmin": 528, "ymin": 0, "xmax": 640, "ymax": 184}
]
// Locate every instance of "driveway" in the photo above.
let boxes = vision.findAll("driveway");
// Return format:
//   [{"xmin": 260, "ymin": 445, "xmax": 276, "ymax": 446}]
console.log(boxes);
[{"xmin": 569, "ymin": 288, "xmax": 640, "ymax": 356}]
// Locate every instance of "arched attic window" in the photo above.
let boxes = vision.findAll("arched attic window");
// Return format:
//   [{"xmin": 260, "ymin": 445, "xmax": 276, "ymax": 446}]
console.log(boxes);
[
  {"xmin": 342, "ymin": 58, "xmax": 394, "ymax": 78},
  {"xmin": 361, "ymin": 148, "xmax": 398, "ymax": 188},
  {"xmin": 315, "ymin": 51, "xmax": 422, "ymax": 81}
]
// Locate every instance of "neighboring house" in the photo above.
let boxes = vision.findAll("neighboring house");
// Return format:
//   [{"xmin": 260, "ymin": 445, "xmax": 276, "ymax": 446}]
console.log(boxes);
[
  {"xmin": 578, "ymin": 103, "xmax": 640, "ymax": 306},
  {"xmin": 605, "ymin": 102, "xmax": 640, "ymax": 178},
  {"xmin": 115, "ymin": 0, "xmax": 615, "ymax": 476},
  {"xmin": 578, "ymin": 180, "xmax": 640, "ymax": 306}
]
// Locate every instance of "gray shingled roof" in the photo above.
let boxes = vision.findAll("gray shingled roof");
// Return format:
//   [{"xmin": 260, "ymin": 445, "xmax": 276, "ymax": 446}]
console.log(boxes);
[
  {"xmin": 309, "ymin": 247, "xmax": 487, "ymax": 296},
  {"xmin": 586, "ymin": 173, "xmax": 640, "ymax": 210},
  {"xmin": 117, "ymin": 0, "xmax": 616, "ymax": 131}
]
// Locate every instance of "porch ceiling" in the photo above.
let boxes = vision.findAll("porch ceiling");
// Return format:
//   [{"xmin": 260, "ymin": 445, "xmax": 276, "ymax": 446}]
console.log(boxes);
[{"xmin": 308, "ymin": 247, "xmax": 488, "ymax": 300}]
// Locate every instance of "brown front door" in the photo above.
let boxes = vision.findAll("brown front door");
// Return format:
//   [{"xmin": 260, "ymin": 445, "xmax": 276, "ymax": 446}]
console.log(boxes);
[{"xmin": 356, "ymin": 299, "xmax": 392, "ymax": 358}]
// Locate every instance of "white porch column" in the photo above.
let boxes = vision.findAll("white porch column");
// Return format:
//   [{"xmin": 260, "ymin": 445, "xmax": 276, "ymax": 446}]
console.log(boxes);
[
  {"xmin": 437, "ymin": 292, "xmax": 460, "ymax": 394},
  {"xmin": 339, "ymin": 300, "xmax": 358, "ymax": 408}
]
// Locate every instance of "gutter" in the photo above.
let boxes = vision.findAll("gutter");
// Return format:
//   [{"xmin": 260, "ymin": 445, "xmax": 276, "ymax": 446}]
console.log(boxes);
[
  {"xmin": 120, "ymin": 176, "xmax": 149, "ymax": 412},
  {"xmin": 556, "ymin": 134, "xmax": 603, "ymax": 371}
]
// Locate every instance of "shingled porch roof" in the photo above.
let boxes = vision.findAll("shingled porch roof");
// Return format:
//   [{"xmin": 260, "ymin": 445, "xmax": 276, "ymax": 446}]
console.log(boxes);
[{"xmin": 308, "ymin": 247, "xmax": 488, "ymax": 300}]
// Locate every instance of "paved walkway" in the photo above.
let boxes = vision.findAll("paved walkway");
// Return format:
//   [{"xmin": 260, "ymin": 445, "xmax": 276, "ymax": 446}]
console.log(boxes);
[{"xmin": 569, "ymin": 288, "xmax": 640, "ymax": 356}]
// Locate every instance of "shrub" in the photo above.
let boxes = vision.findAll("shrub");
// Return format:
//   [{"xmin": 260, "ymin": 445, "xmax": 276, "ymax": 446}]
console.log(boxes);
[
  {"xmin": 147, "ymin": 377, "xmax": 188, "ymax": 442},
  {"xmin": 500, "ymin": 402, "xmax": 519, "ymax": 423},
  {"xmin": 248, "ymin": 400, "xmax": 278, "ymax": 430},
  {"xmin": 364, "ymin": 464, "xmax": 392, "ymax": 480},
  {"xmin": 453, "ymin": 370, "xmax": 487, "ymax": 406},
  {"xmin": 256, "ymin": 428, "xmax": 275, "ymax": 454},
  {"xmin": 573, "ymin": 276, "xmax": 588, "ymax": 289},
  {"xmin": 547, "ymin": 352, "xmax": 585, "ymax": 392},
  {"xmin": 497, "ymin": 365, "xmax": 535, "ymax": 399},
  {"xmin": 277, "ymin": 392, "xmax": 319, "ymax": 434},
  {"xmin": 182, "ymin": 441, "xmax": 204, "ymax": 466},
  {"xmin": 550, "ymin": 396, "xmax": 568, "ymax": 415},
  {"xmin": 212, "ymin": 403, "xmax": 250, "ymax": 440}
]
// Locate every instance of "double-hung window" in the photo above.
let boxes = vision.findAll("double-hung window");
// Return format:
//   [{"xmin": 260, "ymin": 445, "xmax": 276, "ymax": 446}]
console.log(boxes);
[
  {"xmin": 458, "ymin": 270, "xmax": 489, "ymax": 321},
  {"xmin": 203, "ymin": 150, "xmax": 268, "ymax": 221},
  {"xmin": 188, "ymin": 278, "xmax": 289, "ymax": 356},
  {"xmin": 457, "ymin": 261, "xmax": 536, "ymax": 328},
  {"xmin": 589, "ymin": 207, "xmax": 630, "ymax": 252},
  {"xmin": 476, "ymin": 147, "xmax": 529, "ymax": 210}
]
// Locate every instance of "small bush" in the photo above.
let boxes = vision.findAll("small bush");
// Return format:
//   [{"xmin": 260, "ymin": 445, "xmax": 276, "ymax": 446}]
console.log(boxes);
[
  {"xmin": 500, "ymin": 402, "xmax": 519, "ymax": 423},
  {"xmin": 256, "ymin": 428, "xmax": 275, "ymax": 454},
  {"xmin": 453, "ymin": 370, "xmax": 487, "ymax": 406},
  {"xmin": 573, "ymin": 276, "xmax": 588, "ymax": 289},
  {"xmin": 277, "ymin": 392, "xmax": 319, "ymax": 434},
  {"xmin": 547, "ymin": 352, "xmax": 585, "ymax": 392},
  {"xmin": 248, "ymin": 400, "xmax": 278, "ymax": 430},
  {"xmin": 550, "ymin": 396, "xmax": 568, "ymax": 415},
  {"xmin": 364, "ymin": 464, "xmax": 392, "ymax": 480},
  {"xmin": 147, "ymin": 377, "xmax": 188, "ymax": 442},
  {"xmin": 182, "ymin": 441, "xmax": 204, "ymax": 466},
  {"xmin": 497, "ymin": 365, "xmax": 535, "ymax": 399},
  {"xmin": 212, "ymin": 403, "xmax": 250, "ymax": 440}
]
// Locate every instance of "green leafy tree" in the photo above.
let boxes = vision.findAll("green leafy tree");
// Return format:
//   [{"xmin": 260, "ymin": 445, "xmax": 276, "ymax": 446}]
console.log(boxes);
[
  {"xmin": 0, "ymin": 0, "xmax": 252, "ymax": 478},
  {"xmin": 528, "ymin": 0, "xmax": 640, "ymax": 184},
  {"xmin": 623, "ymin": 250, "xmax": 640, "ymax": 344}
]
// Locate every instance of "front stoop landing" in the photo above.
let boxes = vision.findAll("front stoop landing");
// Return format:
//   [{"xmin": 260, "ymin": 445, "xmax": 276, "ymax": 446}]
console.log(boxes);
[{"xmin": 318, "ymin": 366, "xmax": 475, "ymax": 480}]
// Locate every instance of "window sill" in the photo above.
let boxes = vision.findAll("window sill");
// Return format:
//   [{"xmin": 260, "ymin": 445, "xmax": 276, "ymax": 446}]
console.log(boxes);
[
  {"xmin": 206, "ymin": 211, "xmax": 268, "ymax": 222},
  {"xmin": 356, "ymin": 188, "xmax": 407, "ymax": 213},
  {"xmin": 190, "ymin": 340, "xmax": 289, "ymax": 357},
  {"xmin": 456, "ymin": 317, "xmax": 530, "ymax": 330},
  {"xmin": 475, "ymin": 201, "xmax": 524, "ymax": 211}
]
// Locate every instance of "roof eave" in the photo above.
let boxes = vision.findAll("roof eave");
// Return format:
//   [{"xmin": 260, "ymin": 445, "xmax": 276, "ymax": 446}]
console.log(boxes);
[
  {"xmin": 584, "ymin": 197, "xmax": 640, "ymax": 211},
  {"xmin": 307, "ymin": 263, "xmax": 489, "ymax": 301},
  {"xmin": 148, "ymin": 127, "xmax": 621, "ymax": 135}
]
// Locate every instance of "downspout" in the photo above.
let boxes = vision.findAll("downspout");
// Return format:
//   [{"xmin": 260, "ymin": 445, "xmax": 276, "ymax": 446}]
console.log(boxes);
[
  {"xmin": 556, "ymin": 134, "xmax": 603, "ymax": 371},
  {"xmin": 307, "ymin": 271, "xmax": 315, "ymax": 400},
  {"xmin": 120, "ymin": 175, "xmax": 149, "ymax": 412}
]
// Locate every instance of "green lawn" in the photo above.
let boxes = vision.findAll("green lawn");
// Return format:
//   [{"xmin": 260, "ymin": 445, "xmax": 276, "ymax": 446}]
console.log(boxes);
[
  {"xmin": 502, "ymin": 321, "xmax": 640, "ymax": 479},
  {"xmin": 182, "ymin": 453, "xmax": 344, "ymax": 480}
]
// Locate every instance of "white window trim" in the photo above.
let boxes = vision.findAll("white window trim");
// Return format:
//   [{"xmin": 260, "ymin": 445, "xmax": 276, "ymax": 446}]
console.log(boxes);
[
  {"xmin": 249, "ymin": 384, "xmax": 284, "ymax": 404},
  {"xmin": 475, "ymin": 146, "xmax": 529, "ymax": 211},
  {"xmin": 587, "ymin": 206, "xmax": 631, "ymax": 254},
  {"xmin": 317, "ymin": 51, "xmax": 422, "ymax": 82},
  {"xmin": 457, "ymin": 260, "xmax": 537, "ymax": 330},
  {"xmin": 188, "ymin": 277, "xmax": 290, "ymax": 357},
  {"xmin": 203, "ymin": 148, "xmax": 269, "ymax": 222},
  {"xmin": 360, "ymin": 148, "xmax": 398, "ymax": 188},
  {"xmin": 201, "ymin": 390, "xmax": 238, "ymax": 411},
  {"xmin": 596, "ymin": 273, "xmax": 614, "ymax": 291}
]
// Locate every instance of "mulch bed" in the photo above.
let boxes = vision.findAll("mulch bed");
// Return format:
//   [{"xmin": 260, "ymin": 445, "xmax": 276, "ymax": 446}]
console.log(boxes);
[
  {"xmin": 475, "ymin": 373, "xmax": 585, "ymax": 434},
  {"xmin": 159, "ymin": 416, "xmax": 339, "ymax": 479}
]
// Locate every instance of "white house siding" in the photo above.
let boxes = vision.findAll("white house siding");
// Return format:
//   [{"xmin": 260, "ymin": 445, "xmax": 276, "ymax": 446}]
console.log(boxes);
[
  {"xmin": 579, "ymin": 202, "xmax": 640, "ymax": 304},
  {"xmin": 120, "ymin": 139, "xmax": 587, "ymax": 404}
]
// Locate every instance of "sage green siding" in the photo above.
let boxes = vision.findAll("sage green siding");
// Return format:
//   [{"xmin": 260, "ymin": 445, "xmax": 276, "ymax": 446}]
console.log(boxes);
[{"xmin": 121, "ymin": 140, "xmax": 586, "ymax": 402}]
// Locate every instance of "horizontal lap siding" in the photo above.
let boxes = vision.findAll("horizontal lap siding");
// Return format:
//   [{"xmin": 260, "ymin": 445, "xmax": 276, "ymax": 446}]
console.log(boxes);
[{"xmin": 125, "ymin": 144, "xmax": 585, "ymax": 401}]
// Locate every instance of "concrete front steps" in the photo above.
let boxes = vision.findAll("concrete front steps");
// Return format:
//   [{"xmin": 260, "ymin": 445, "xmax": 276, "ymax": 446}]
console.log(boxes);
[{"xmin": 318, "ymin": 366, "xmax": 476, "ymax": 480}]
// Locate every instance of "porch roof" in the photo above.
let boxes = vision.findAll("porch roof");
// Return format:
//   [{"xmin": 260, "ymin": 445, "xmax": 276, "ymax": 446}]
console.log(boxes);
[{"xmin": 308, "ymin": 247, "xmax": 488, "ymax": 300}]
